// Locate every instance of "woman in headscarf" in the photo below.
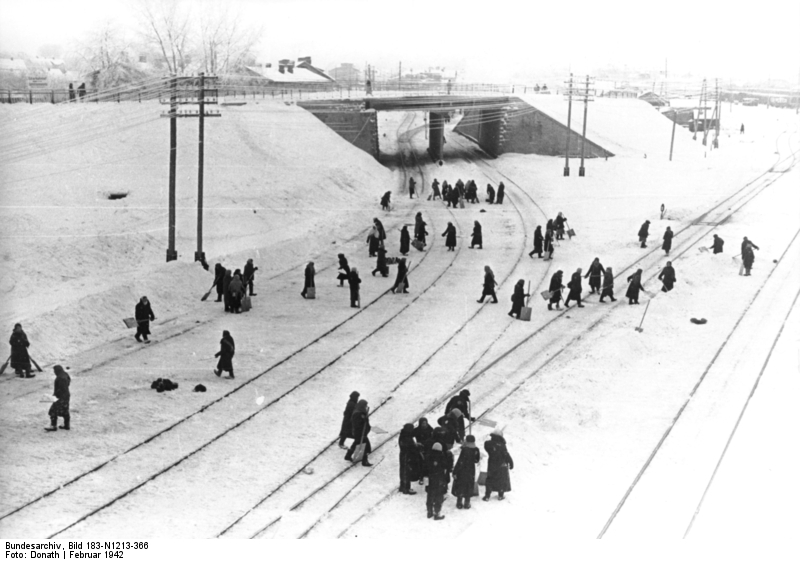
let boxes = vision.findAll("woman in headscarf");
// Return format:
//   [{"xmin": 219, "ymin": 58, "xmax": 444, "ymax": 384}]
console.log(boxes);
[
  {"xmin": 399, "ymin": 423, "xmax": 422, "ymax": 495},
  {"xmin": 529, "ymin": 225, "xmax": 543, "ymax": 258},
  {"xmin": 400, "ymin": 225, "xmax": 411, "ymax": 256},
  {"xmin": 486, "ymin": 183, "xmax": 495, "ymax": 204},
  {"xmin": 338, "ymin": 391, "xmax": 360, "ymax": 448},
  {"xmin": 344, "ymin": 399, "xmax": 372, "ymax": 466},
  {"xmin": 442, "ymin": 222, "xmax": 456, "ymax": 251},
  {"xmin": 547, "ymin": 270, "xmax": 564, "ymax": 311},
  {"xmin": 372, "ymin": 247, "xmax": 389, "ymax": 277},
  {"xmin": 9, "ymin": 323, "xmax": 32, "ymax": 378},
  {"xmin": 662, "ymin": 226, "xmax": 674, "ymax": 256},
  {"xmin": 626, "ymin": 269, "xmax": 645, "ymax": 304},
  {"xmin": 584, "ymin": 257, "xmax": 605, "ymax": 294},
  {"xmin": 380, "ymin": 191, "xmax": 391, "ymax": 211},
  {"xmin": 477, "ymin": 265, "xmax": 498, "ymax": 303},
  {"xmin": 391, "ymin": 258, "xmax": 409, "ymax": 294},
  {"xmin": 452, "ymin": 435, "xmax": 480, "ymax": 509},
  {"xmin": 367, "ymin": 225, "xmax": 380, "ymax": 257},
  {"xmin": 470, "ymin": 221, "xmax": 483, "ymax": 249},
  {"xmin": 414, "ymin": 212, "xmax": 428, "ymax": 247},
  {"xmin": 222, "ymin": 269, "xmax": 232, "ymax": 312},
  {"xmin": 348, "ymin": 267, "xmax": 361, "ymax": 308},
  {"xmin": 508, "ymin": 279, "xmax": 528, "ymax": 319},
  {"xmin": 658, "ymin": 261, "xmax": 676, "ymax": 292},
  {"xmin": 336, "ymin": 254, "xmax": 350, "ymax": 287},
  {"xmin": 228, "ymin": 273, "xmax": 244, "ymax": 313},
  {"xmin": 483, "ymin": 428, "xmax": 513, "ymax": 501},
  {"xmin": 214, "ymin": 263, "xmax": 226, "ymax": 302},
  {"xmin": 543, "ymin": 226, "xmax": 555, "ymax": 260},
  {"xmin": 599, "ymin": 266, "xmax": 616, "ymax": 302},
  {"xmin": 301, "ymin": 262, "xmax": 315, "ymax": 298},
  {"xmin": 45, "ymin": 365, "xmax": 70, "ymax": 431},
  {"xmin": 214, "ymin": 330, "xmax": 235, "ymax": 378}
]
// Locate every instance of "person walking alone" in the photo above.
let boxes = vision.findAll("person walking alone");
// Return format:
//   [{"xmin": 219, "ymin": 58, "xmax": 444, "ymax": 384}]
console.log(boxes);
[
  {"xmin": 409, "ymin": 177, "xmax": 416, "ymax": 199},
  {"xmin": 529, "ymin": 225, "xmax": 543, "ymax": 258},
  {"xmin": 301, "ymin": 262, "xmax": 315, "ymax": 298},
  {"xmin": 214, "ymin": 330, "xmax": 235, "ymax": 378},
  {"xmin": 638, "ymin": 220, "xmax": 651, "ymax": 248},
  {"xmin": 400, "ymin": 225, "xmax": 411, "ymax": 256},
  {"xmin": 336, "ymin": 254, "xmax": 350, "ymax": 287},
  {"xmin": 348, "ymin": 267, "xmax": 362, "ymax": 308},
  {"xmin": 9, "ymin": 323, "xmax": 33, "ymax": 378},
  {"xmin": 391, "ymin": 258, "xmax": 409, "ymax": 294},
  {"xmin": 45, "ymin": 365, "xmax": 70, "ymax": 431},
  {"xmin": 372, "ymin": 246, "xmax": 389, "ymax": 277},
  {"xmin": 442, "ymin": 222, "xmax": 457, "ymax": 251},
  {"xmin": 338, "ymin": 391, "xmax": 360, "ymax": 449},
  {"xmin": 626, "ymin": 269, "xmax": 645, "ymax": 304},
  {"xmin": 134, "ymin": 296, "xmax": 155, "ymax": 343},
  {"xmin": 483, "ymin": 428, "xmax": 513, "ymax": 501},
  {"xmin": 658, "ymin": 261, "xmax": 676, "ymax": 292},
  {"xmin": 344, "ymin": 399, "xmax": 373, "ymax": 466},
  {"xmin": 662, "ymin": 226, "xmax": 674, "ymax": 256},
  {"xmin": 477, "ymin": 266, "xmax": 499, "ymax": 303},
  {"xmin": 470, "ymin": 221, "xmax": 483, "ymax": 249}
]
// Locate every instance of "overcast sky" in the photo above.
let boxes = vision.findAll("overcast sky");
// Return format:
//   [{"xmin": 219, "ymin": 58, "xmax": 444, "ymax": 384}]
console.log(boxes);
[{"xmin": 0, "ymin": 0, "xmax": 798, "ymax": 83}]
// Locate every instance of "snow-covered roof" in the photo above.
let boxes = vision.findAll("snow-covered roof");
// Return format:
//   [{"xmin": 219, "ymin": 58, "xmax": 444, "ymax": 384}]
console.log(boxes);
[{"xmin": 245, "ymin": 64, "xmax": 333, "ymax": 83}]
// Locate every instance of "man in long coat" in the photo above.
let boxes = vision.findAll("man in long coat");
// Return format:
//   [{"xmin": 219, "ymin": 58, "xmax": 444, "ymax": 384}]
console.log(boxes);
[
  {"xmin": 9, "ymin": 323, "xmax": 33, "ymax": 378},
  {"xmin": 135, "ymin": 296, "xmax": 155, "ymax": 343},
  {"xmin": 45, "ymin": 365, "xmax": 71, "ymax": 431},
  {"xmin": 243, "ymin": 258, "xmax": 258, "ymax": 296},
  {"xmin": 399, "ymin": 424, "xmax": 422, "ymax": 494},
  {"xmin": 400, "ymin": 226, "xmax": 411, "ymax": 255},
  {"xmin": 214, "ymin": 263, "xmax": 226, "ymax": 302},
  {"xmin": 638, "ymin": 220, "xmax": 651, "ymax": 248},
  {"xmin": 425, "ymin": 443, "xmax": 448, "ymax": 520},
  {"xmin": 659, "ymin": 261, "xmax": 676, "ymax": 292},
  {"xmin": 626, "ymin": 269, "xmax": 645, "ymax": 304}
]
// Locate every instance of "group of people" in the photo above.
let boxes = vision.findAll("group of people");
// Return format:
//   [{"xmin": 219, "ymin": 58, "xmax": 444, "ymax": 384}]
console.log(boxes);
[
  {"xmin": 338, "ymin": 389, "xmax": 514, "ymax": 520},
  {"xmin": 67, "ymin": 82, "xmax": 87, "ymax": 102},
  {"xmin": 212, "ymin": 259, "xmax": 258, "ymax": 313},
  {"xmin": 528, "ymin": 212, "xmax": 569, "ymax": 261},
  {"xmin": 427, "ymin": 178, "xmax": 506, "ymax": 208}
]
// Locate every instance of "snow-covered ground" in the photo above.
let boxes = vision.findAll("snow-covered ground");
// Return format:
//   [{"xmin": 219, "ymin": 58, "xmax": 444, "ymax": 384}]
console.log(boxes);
[{"xmin": 0, "ymin": 94, "xmax": 798, "ymax": 541}]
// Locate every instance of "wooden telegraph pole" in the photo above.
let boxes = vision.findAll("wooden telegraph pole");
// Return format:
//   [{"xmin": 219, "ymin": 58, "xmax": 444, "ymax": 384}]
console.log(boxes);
[
  {"xmin": 578, "ymin": 75, "xmax": 595, "ymax": 177},
  {"xmin": 161, "ymin": 74, "xmax": 221, "ymax": 264},
  {"xmin": 563, "ymin": 73, "xmax": 574, "ymax": 176}
]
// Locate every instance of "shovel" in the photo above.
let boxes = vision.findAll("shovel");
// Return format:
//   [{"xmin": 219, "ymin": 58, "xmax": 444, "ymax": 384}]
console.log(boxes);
[
  {"xmin": 635, "ymin": 301, "xmax": 651, "ymax": 333},
  {"xmin": 0, "ymin": 356, "xmax": 9, "ymax": 376},
  {"xmin": 200, "ymin": 279, "xmax": 217, "ymax": 301}
]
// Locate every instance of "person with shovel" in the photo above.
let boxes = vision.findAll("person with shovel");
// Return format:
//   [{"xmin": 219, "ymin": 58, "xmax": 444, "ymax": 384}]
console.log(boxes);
[
  {"xmin": 243, "ymin": 258, "xmax": 258, "ymax": 297},
  {"xmin": 659, "ymin": 261, "xmax": 676, "ymax": 292},
  {"xmin": 543, "ymin": 227, "xmax": 555, "ymax": 260},
  {"xmin": 9, "ymin": 323, "xmax": 33, "ymax": 378},
  {"xmin": 213, "ymin": 263, "xmax": 226, "ymax": 302},
  {"xmin": 508, "ymin": 279, "xmax": 529, "ymax": 319},
  {"xmin": 344, "ymin": 399, "xmax": 373, "ymax": 466},
  {"xmin": 564, "ymin": 268, "xmax": 585, "ymax": 308},
  {"xmin": 547, "ymin": 271, "xmax": 565, "ymax": 311},
  {"xmin": 710, "ymin": 234, "xmax": 724, "ymax": 254},
  {"xmin": 554, "ymin": 212, "xmax": 567, "ymax": 240},
  {"xmin": 626, "ymin": 269, "xmax": 645, "ymax": 304}
]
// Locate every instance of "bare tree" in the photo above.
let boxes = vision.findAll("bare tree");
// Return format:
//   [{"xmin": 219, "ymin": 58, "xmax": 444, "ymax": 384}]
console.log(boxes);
[
  {"xmin": 73, "ymin": 20, "xmax": 145, "ymax": 89},
  {"xmin": 198, "ymin": 1, "xmax": 262, "ymax": 75},
  {"xmin": 135, "ymin": 0, "xmax": 192, "ymax": 75}
]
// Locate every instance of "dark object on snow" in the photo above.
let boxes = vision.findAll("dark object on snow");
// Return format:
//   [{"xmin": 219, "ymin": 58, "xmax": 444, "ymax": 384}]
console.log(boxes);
[
  {"xmin": 690, "ymin": 318, "xmax": 708, "ymax": 325},
  {"xmin": 484, "ymin": 432, "xmax": 513, "ymax": 500},
  {"xmin": 194, "ymin": 384, "xmax": 207, "ymax": 392},
  {"xmin": 9, "ymin": 323, "xmax": 32, "ymax": 377},
  {"xmin": 773, "ymin": 259, "xmax": 778, "ymax": 263},
  {"xmin": 480, "ymin": 209, "xmax": 486, "ymax": 213},
  {"xmin": 151, "ymin": 378, "xmax": 179, "ymax": 392}
]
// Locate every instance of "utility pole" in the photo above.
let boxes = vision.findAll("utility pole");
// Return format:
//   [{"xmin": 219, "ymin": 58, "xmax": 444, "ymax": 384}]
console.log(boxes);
[
  {"xmin": 563, "ymin": 73, "xmax": 573, "ymax": 176},
  {"xmin": 166, "ymin": 75, "xmax": 178, "ymax": 262},
  {"xmin": 578, "ymin": 74, "xmax": 595, "ymax": 176},
  {"xmin": 713, "ymin": 78, "xmax": 720, "ymax": 149},
  {"xmin": 160, "ymin": 74, "xmax": 220, "ymax": 264},
  {"xmin": 669, "ymin": 113, "xmax": 677, "ymax": 161},
  {"xmin": 399, "ymin": 61, "xmax": 402, "ymax": 90},
  {"xmin": 702, "ymin": 78, "xmax": 709, "ymax": 146}
]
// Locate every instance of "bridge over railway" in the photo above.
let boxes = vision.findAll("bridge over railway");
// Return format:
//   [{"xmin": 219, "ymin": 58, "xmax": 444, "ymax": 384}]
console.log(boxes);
[{"xmin": 298, "ymin": 95, "xmax": 613, "ymax": 161}]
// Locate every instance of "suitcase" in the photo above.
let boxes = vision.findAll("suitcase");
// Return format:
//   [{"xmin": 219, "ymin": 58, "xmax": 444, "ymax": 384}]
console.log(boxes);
[
  {"xmin": 411, "ymin": 239, "xmax": 424, "ymax": 251},
  {"xmin": 241, "ymin": 295, "xmax": 252, "ymax": 312},
  {"xmin": 306, "ymin": 287, "xmax": 316, "ymax": 299}
]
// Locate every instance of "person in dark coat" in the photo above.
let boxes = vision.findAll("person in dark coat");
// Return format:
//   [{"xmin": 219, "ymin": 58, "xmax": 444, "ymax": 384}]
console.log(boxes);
[
  {"xmin": 243, "ymin": 258, "xmax": 258, "ymax": 296},
  {"xmin": 134, "ymin": 296, "xmax": 155, "ymax": 342},
  {"xmin": 659, "ymin": 261, "xmax": 676, "ymax": 292},
  {"xmin": 372, "ymin": 247, "xmax": 389, "ymax": 277},
  {"xmin": 414, "ymin": 418, "xmax": 434, "ymax": 453},
  {"xmin": 508, "ymin": 279, "xmax": 529, "ymax": 319},
  {"xmin": 348, "ymin": 267, "xmax": 361, "ymax": 307},
  {"xmin": 638, "ymin": 220, "xmax": 651, "ymax": 248},
  {"xmin": 543, "ymin": 227, "xmax": 555, "ymax": 260},
  {"xmin": 483, "ymin": 428, "xmax": 513, "ymax": 500},
  {"xmin": 584, "ymin": 258, "xmax": 605, "ymax": 294},
  {"xmin": 437, "ymin": 409, "xmax": 464, "ymax": 449},
  {"xmin": 214, "ymin": 330, "xmax": 235, "ymax": 378},
  {"xmin": 443, "ymin": 182, "xmax": 452, "ymax": 206},
  {"xmin": 662, "ymin": 226, "xmax": 674, "ymax": 255},
  {"xmin": 214, "ymin": 263, "xmax": 226, "ymax": 301},
  {"xmin": 554, "ymin": 212, "xmax": 567, "ymax": 240},
  {"xmin": 599, "ymin": 266, "xmax": 617, "ymax": 302},
  {"xmin": 626, "ymin": 269, "xmax": 645, "ymax": 304},
  {"xmin": 496, "ymin": 182, "xmax": 505, "ymax": 204},
  {"xmin": 9, "ymin": 323, "xmax": 33, "ymax": 378},
  {"xmin": 547, "ymin": 270, "xmax": 564, "ymax": 311},
  {"xmin": 564, "ymin": 269, "xmax": 584, "ymax": 308},
  {"xmin": 336, "ymin": 254, "xmax": 350, "ymax": 287},
  {"xmin": 380, "ymin": 191, "xmax": 391, "ymax": 211},
  {"xmin": 710, "ymin": 234, "xmax": 724, "ymax": 254},
  {"xmin": 442, "ymin": 222, "xmax": 457, "ymax": 251},
  {"xmin": 391, "ymin": 258, "xmax": 409, "ymax": 293},
  {"xmin": 229, "ymin": 273, "xmax": 244, "ymax": 312},
  {"xmin": 470, "ymin": 221, "xmax": 483, "ymax": 249},
  {"xmin": 399, "ymin": 424, "xmax": 422, "ymax": 494},
  {"xmin": 374, "ymin": 218, "xmax": 387, "ymax": 242},
  {"xmin": 344, "ymin": 399, "xmax": 373, "ymax": 466},
  {"xmin": 445, "ymin": 389, "xmax": 475, "ymax": 440},
  {"xmin": 529, "ymin": 225, "xmax": 543, "ymax": 258},
  {"xmin": 400, "ymin": 225, "xmax": 411, "ymax": 255},
  {"xmin": 452, "ymin": 435, "xmax": 480, "ymax": 509},
  {"xmin": 742, "ymin": 241, "xmax": 758, "ymax": 276},
  {"xmin": 477, "ymin": 266, "xmax": 498, "ymax": 303},
  {"xmin": 449, "ymin": 184, "xmax": 461, "ymax": 208},
  {"xmin": 425, "ymin": 442, "xmax": 448, "ymax": 520},
  {"xmin": 486, "ymin": 184, "xmax": 495, "ymax": 204},
  {"xmin": 77, "ymin": 82, "xmax": 86, "ymax": 99},
  {"xmin": 431, "ymin": 179, "xmax": 442, "ymax": 200},
  {"xmin": 222, "ymin": 269, "xmax": 232, "ymax": 312},
  {"xmin": 301, "ymin": 262, "xmax": 315, "ymax": 298},
  {"xmin": 414, "ymin": 212, "xmax": 428, "ymax": 246},
  {"xmin": 338, "ymin": 391, "xmax": 360, "ymax": 448},
  {"xmin": 367, "ymin": 226, "xmax": 380, "ymax": 257},
  {"xmin": 409, "ymin": 177, "xmax": 416, "ymax": 199},
  {"xmin": 45, "ymin": 365, "xmax": 71, "ymax": 431},
  {"xmin": 68, "ymin": 83, "xmax": 75, "ymax": 102}
]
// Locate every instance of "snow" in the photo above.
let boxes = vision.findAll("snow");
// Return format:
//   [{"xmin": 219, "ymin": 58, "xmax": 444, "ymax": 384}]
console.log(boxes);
[{"xmin": 0, "ymin": 93, "xmax": 798, "ymax": 543}]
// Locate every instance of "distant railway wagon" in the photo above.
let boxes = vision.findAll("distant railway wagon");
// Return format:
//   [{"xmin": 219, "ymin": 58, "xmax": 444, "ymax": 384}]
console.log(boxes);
[{"xmin": 742, "ymin": 98, "xmax": 759, "ymax": 106}]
